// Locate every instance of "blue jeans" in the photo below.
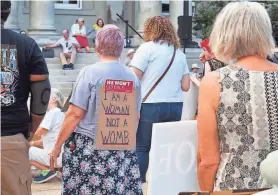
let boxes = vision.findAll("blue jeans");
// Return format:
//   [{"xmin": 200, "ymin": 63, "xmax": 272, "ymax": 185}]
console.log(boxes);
[{"xmin": 136, "ymin": 102, "xmax": 183, "ymax": 182}]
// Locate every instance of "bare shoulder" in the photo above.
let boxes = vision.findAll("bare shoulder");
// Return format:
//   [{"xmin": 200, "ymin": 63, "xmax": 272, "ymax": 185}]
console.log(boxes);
[
  {"xmin": 199, "ymin": 71, "xmax": 220, "ymax": 109},
  {"xmin": 200, "ymin": 71, "xmax": 220, "ymax": 88}
]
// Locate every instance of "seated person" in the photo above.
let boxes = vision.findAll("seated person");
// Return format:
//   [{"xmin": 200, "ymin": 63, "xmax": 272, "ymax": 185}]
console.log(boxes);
[
  {"xmin": 29, "ymin": 88, "xmax": 65, "ymax": 184},
  {"xmin": 190, "ymin": 63, "xmax": 201, "ymax": 87},
  {"xmin": 93, "ymin": 18, "xmax": 104, "ymax": 31},
  {"xmin": 44, "ymin": 29, "xmax": 80, "ymax": 70},
  {"xmin": 71, "ymin": 17, "xmax": 90, "ymax": 53},
  {"xmin": 87, "ymin": 18, "xmax": 104, "ymax": 38}
]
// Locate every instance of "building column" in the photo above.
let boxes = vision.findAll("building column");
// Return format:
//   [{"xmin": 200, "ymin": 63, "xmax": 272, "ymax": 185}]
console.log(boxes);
[
  {"xmin": 95, "ymin": 1, "xmax": 108, "ymax": 25},
  {"xmin": 4, "ymin": 0, "xmax": 20, "ymax": 31},
  {"xmin": 28, "ymin": 1, "xmax": 58, "ymax": 45},
  {"xmin": 137, "ymin": 1, "xmax": 162, "ymax": 34},
  {"xmin": 132, "ymin": 1, "xmax": 161, "ymax": 47},
  {"xmin": 169, "ymin": 0, "xmax": 184, "ymax": 31}
]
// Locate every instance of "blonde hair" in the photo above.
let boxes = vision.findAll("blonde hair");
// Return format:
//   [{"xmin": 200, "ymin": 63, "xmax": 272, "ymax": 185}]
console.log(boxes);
[
  {"xmin": 144, "ymin": 16, "xmax": 180, "ymax": 48},
  {"xmin": 210, "ymin": 2, "xmax": 275, "ymax": 63}
]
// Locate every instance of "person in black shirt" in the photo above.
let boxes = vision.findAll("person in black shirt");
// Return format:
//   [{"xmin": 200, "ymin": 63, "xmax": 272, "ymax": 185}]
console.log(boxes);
[{"xmin": 1, "ymin": 1, "xmax": 50, "ymax": 194}]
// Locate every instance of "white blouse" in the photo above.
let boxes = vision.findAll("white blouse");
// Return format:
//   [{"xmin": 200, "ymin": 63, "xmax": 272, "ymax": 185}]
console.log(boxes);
[{"xmin": 71, "ymin": 24, "xmax": 86, "ymax": 36}]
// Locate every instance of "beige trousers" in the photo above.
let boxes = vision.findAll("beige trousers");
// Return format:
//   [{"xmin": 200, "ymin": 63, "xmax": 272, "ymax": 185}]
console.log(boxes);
[
  {"xmin": 60, "ymin": 51, "xmax": 77, "ymax": 65},
  {"xmin": 1, "ymin": 134, "xmax": 32, "ymax": 195}
]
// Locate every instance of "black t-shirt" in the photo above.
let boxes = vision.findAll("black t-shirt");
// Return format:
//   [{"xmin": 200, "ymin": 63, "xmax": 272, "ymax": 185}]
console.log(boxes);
[{"xmin": 1, "ymin": 28, "xmax": 49, "ymax": 138}]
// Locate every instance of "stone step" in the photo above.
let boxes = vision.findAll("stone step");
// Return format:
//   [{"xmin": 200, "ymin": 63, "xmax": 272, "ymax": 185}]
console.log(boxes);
[
  {"xmin": 46, "ymin": 59, "xmax": 201, "ymax": 70},
  {"xmin": 48, "ymin": 69, "xmax": 81, "ymax": 77},
  {"xmin": 51, "ymin": 47, "xmax": 137, "ymax": 58},
  {"xmin": 49, "ymin": 76, "xmax": 78, "ymax": 82},
  {"xmin": 59, "ymin": 88, "xmax": 73, "ymax": 97},
  {"xmin": 45, "ymin": 55, "xmax": 98, "ymax": 64},
  {"xmin": 51, "ymin": 82, "xmax": 75, "ymax": 89},
  {"xmin": 46, "ymin": 63, "xmax": 88, "ymax": 70}
]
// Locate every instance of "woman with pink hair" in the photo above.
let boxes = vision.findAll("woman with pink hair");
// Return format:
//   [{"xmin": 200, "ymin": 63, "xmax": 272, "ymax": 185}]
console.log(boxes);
[{"xmin": 49, "ymin": 25, "xmax": 143, "ymax": 194}]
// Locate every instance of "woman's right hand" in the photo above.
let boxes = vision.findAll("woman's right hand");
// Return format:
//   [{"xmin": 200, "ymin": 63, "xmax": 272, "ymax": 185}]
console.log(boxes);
[{"xmin": 49, "ymin": 146, "xmax": 62, "ymax": 171}]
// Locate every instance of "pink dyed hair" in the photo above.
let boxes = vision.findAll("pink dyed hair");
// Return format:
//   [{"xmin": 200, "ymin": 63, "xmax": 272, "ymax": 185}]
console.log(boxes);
[{"xmin": 95, "ymin": 24, "xmax": 124, "ymax": 57}]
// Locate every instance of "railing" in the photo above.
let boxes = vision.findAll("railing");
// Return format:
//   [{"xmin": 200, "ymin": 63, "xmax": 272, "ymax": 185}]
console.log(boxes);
[{"xmin": 116, "ymin": 13, "xmax": 144, "ymax": 48}]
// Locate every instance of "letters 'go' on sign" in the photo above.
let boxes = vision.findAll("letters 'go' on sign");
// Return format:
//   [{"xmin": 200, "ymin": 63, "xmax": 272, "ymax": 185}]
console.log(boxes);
[{"xmin": 95, "ymin": 79, "xmax": 137, "ymax": 150}]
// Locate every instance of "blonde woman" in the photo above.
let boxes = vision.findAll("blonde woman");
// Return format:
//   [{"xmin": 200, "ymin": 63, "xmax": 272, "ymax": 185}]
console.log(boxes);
[
  {"xmin": 197, "ymin": 2, "xmax": 278, "ymax": 192},
  {"xmin": 130, "ymin": 16, "xmax": 190, "ymax": 183}
]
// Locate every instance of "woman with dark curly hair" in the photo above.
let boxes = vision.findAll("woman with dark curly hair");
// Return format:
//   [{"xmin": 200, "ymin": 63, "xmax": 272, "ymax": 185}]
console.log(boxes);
[{"xmin": 129, "ymin": 16, "xmax": 190, "ymax": 183}]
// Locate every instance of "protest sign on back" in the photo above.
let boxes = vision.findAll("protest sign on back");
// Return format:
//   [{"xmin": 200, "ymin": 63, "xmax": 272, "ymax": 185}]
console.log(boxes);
[{"xmin": 94, "ymin": 79, "xmax": 137, "ymax": 150}]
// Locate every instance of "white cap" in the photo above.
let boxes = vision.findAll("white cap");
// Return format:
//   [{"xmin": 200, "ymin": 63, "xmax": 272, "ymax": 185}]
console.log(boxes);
[
  {"xmin": 127, "ymin": 49, "xmax": 135, "ymax": 55},
  {"xmin": 191, "ymin": 63, "xmax": 200, "ymax": 69}
]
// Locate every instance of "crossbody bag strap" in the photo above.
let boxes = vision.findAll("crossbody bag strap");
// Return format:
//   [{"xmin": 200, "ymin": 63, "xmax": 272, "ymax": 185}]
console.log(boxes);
[{"xmin": 142, "ymin": 47, "xmax": 176, "ymax": 103}]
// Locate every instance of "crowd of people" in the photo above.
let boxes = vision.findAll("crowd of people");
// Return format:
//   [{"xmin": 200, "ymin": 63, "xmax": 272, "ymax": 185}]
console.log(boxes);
[
  {"xmin": 41, "ymin": 17, "xmax": 135, "ymax": 70},
  {"xmin": 41, "ymin": 17, "xmax": 105, "ymax": 70},
  {"xmin": 1, "ymin": 0, "xmax": 278, "ymax": 195}
]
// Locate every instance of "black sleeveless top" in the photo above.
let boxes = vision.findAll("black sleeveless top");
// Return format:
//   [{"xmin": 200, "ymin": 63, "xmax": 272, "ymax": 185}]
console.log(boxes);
[{"xmin": 206, "ymin": 58, "xmax": 226, "ymax": 71}]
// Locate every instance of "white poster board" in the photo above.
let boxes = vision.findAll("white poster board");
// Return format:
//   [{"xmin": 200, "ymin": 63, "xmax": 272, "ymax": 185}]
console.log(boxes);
[
  {"xmin": 148, "ymin": 120, "xmax": 200, "ymax": 195},
  {"xmin": 182, "ymin": 81, "xmax": 199, "ymax": 120}
]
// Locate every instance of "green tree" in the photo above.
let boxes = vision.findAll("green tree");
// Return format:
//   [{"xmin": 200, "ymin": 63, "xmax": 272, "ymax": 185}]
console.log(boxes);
[{"xmin": 193, "ymin": 1, "xmax": 278, "ymax": 39}]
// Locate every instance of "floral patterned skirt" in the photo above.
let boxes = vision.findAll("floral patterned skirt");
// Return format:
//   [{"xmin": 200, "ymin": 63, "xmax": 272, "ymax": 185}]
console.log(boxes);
[{"xmin": 62, "ymin": 132, "xmax": 143, "ymax": 195}]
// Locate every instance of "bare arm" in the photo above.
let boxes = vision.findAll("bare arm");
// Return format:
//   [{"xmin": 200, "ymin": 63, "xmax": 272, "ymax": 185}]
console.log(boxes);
[
  {"xmin": 181, "ymin": 74, "xmax": 190, "ymax": 92},
  {"xmin": 72, "ymin": 42, "xmax": 80, "ymax": 48},
  {"xmin": 130, "ymin": 67, "xmax": 143, "ymax": 80},
  {"xmin": 197, "ymin": 72, "xmax": 220, "ymax": 192},
  {"xmin": 54, "ymin": 104, "xmax": 86, "ymax": 149},
  {"xmin": 44, "ymin": 44, "xmax": 57, "ymax": 49},
  {"xmin": 30, "ymin": 139, "xmax": 43, "ymax": 148},
  {"xmin": 32, "ymin": 127, "xmax": 48, "ymax": 140},
  {"xmin": 30, "ymin": 127, "xmax": 47, "ymax": 147}
]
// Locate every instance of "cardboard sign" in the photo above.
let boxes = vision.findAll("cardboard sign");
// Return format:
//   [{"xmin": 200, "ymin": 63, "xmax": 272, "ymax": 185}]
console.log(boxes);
[
  {"xmin": 148, "ymin": 121, "xmax": 200, "ymax": 195},
  {"xmin": 95, "ymin": 79, "xmax": 137, "ymax": 150}
]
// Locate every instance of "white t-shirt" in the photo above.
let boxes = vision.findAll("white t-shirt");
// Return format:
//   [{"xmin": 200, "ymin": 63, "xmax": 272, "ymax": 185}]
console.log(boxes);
[
  {"xmin": 71, "ymin": 23, "xmax": 86, "ymax": 36},
  {"xmin": 39, "ymin": 108, "xmax": 65, "ymax": 153},
  {"xmin": 130, "ymin": 41, "xmax": 189, "ymax": 103},
  {"xmin": 56, "ymin": 37, "xmax": 79, "ymax": 53}
]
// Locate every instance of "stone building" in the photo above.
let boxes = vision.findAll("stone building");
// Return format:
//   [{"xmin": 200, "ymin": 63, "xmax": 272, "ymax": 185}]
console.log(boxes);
[
  {"xmin": 5, "ymin": 0, "xmax": 194, "ymax": 46},
  {"xmin": 4, "ymin": 0, "xmax": 201, "ymax": 97}
]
